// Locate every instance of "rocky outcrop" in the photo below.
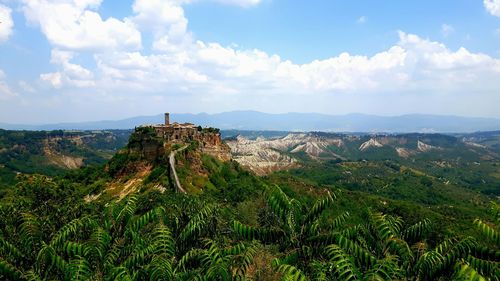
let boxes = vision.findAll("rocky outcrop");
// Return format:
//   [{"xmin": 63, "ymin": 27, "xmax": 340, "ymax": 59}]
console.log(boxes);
[
  {"xmin": 42, "ymin": 139, "xmax": 84, "ymax": 169},
  {"xmin": 417, "ymin": 140, "xmax": 438, "ymax": 152},
  {"xmin": 231, "ymin": 149, "xmax": 297, "ymax": 176},
  {"xmin": 128, "ymin": 138, "xmax": 165, "ymax": 161},
  {"xmin": 359, "ymin": 138, "xmax": 383, "ymax": 151},
  {"xmin": 227, "ymin": 133, "xmax": 345, "ymax": 174},
  {"xmin": 202, "ymin": 144, "xmax": 232, "ymax": 162},
  {"xmin": 291, "ymin": 142, "xmax": 328, "ymax": 157},
  {"xmin": 227, "ymin": 135, "xmax": 299, "ymax": 175},
  {"xmin": 199, "ymin": 132, "xmax": 232, "ymax": 161},
  {"xmin": 396, "ymin": 147, "xmax": 412, "ymax": 158},
  {"xmin": 464, "ymin": 141, "xmax": 487, "ymax": 149}
]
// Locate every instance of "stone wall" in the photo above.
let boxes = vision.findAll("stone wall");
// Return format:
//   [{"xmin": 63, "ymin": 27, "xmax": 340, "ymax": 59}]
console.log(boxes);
[{"xmin": 149, "ymin": 125, "xmax": 231, "ymax": 162}]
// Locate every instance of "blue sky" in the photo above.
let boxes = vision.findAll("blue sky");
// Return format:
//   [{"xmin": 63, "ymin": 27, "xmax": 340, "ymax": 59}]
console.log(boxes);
[{"xmin": 0, "ymin": 0, "xmax": 499, "ymax": 123}]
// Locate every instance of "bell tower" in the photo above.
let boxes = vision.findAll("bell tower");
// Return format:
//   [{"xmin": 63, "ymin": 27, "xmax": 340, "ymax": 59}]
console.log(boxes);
[{"xmin": 164, "ymin": 113, "xmax": 170, "ymax": 126}]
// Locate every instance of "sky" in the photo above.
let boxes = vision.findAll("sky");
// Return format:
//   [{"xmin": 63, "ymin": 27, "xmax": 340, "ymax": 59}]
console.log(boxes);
[{"xmin": 0, "ymin": 0, "xmax": 499, "ymax": 123}]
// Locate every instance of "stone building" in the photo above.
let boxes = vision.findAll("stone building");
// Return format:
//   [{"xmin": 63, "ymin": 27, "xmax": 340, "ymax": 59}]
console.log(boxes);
[{"xmin": 147, "ymin": 113, "xmax": 230, "ymax": 161}]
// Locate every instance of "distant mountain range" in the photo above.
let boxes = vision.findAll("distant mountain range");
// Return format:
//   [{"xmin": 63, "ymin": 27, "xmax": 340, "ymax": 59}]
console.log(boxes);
[{"xmin": 1, "ymin": 111, "xmax": 500, "ymax": 133}]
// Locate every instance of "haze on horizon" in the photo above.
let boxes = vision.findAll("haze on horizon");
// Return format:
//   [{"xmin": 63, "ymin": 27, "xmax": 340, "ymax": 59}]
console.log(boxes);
[{"xmin": 0, "ymin": 0, "xmax": 500, "ymax": 124}]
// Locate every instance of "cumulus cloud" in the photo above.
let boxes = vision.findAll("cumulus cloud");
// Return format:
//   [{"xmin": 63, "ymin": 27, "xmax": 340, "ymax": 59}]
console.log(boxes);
[
  {"xmin": 22, "ymin": 0, "xmax": 141, "ymax": 50},
  {"xmin": 0, "ymin": 4, "xmax": 14, "ymax": 43},
  {"xmin": 484, "ymin": 0, "xmax": 500, "ymax": 17},
  {"xmin": 131, "ymin": 0, "xmax": 193, "ymax": 53},
  {"xmin": 41, "ymin": 49, "xmax": 95, "ymax": 88},
  {"xmin": 13, "ymin": 0, "xmax": 500, "ymax": 120},
  {"xmin": 43, "ymin": 28, "xmax": 500, "ymax": 98}
]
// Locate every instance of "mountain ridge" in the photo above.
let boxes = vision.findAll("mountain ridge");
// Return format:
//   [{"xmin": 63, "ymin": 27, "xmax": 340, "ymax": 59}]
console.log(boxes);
[{"xmin": 1, "ymin": 111, "xmax": 500, "ymax": 133}]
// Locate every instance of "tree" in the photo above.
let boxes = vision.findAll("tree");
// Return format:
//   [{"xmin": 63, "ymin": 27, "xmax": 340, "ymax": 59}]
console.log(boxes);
[
  {"xmin": 0, "ymin": 195, "xmax": 256, "ymax": 280},
  {"xmin": 231, "ymin": 185, "xmax": 477, "ymax": 280},
  {"xmin": 452, "ymin": 202, "xmax": 500, "ymax": 280}
]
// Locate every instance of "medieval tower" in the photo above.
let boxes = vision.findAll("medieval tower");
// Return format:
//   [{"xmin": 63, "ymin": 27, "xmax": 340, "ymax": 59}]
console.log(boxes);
[{"xmin": 164, "ymin": 113, "xmax": 170, "ymax": 126}]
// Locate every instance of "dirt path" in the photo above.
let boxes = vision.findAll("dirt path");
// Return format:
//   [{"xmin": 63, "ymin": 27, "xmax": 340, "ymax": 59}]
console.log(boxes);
[{"xmin": 169, "ymin": 145, "xmax": 188, "ymax": 193}]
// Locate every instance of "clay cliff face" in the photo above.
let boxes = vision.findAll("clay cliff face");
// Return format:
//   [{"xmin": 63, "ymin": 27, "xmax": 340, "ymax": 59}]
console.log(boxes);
[
  {"xmin": 199, "ymin": 132, "xmax": 231, "ymax": 162},
  {"xmin": 129, "ymin": 139, "xmax": 165, "ymax": 161},
  {"xmin": 127, "ymin": 128, "xmax": 165, "ymax": 161}
]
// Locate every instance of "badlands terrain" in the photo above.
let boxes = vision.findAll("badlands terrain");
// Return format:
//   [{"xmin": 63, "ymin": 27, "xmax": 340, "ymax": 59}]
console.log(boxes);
[{"xmin": 226, "ymin": 131, "xmax": 500, "ymax": 175}]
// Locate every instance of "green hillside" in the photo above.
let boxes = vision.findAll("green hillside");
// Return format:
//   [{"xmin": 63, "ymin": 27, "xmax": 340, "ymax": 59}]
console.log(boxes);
[
  {"xmin": 0, "ymin": 128, "xmax": 498, "ymax": 280},
  {"xmin": 0, "ymin": 129, "xmax": 131, "ymax": 193}
]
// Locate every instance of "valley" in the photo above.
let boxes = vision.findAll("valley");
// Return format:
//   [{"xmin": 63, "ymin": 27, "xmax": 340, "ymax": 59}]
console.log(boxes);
[
  {"xmin": 227, "ymin": 132, "xmax": 499, "ymax": 194},
  {"xmin": 2, "ymin": 1, "xmax": 499, "ymax": 279},
  {"xmin": 0, "ymin": 126, "xmax": 498, "ymax": 280}
]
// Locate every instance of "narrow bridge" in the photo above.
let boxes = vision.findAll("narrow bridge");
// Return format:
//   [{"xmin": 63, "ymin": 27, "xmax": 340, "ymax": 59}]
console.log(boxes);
[{"xmin": 169, "ymin": 145, "xmax": 188, "ymax": 193}]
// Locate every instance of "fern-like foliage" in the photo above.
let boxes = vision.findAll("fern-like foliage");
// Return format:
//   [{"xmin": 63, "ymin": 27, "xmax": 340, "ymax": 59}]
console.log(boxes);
[
  {"xmin": 325, "ymin": 244, "xmax": 360, "ymax": 281},
  {"xmin": 402, "ymin": 218, "xmax": 432, "ymax": 243},
  {"xmin": 19, "ymin": 213, "xmax": 41, "ymax": 256},
  {"xmin": 148, "ymin": 255, "xmax": 174, "ymax": 280},
  {"xmin": 330, "ymin": 211, "xmax": 350, "ymax": 230},
  {"xmin": 36, "ymin": 243, "xmax": 68, "ymax": 277},
  {"xmin": 115, "ymin": 195, "xmax": 138, "ymax": 227},
  {"xmin": 152, "ymin": 222, "xmax": 175, "ymax": 257},
  {"xmin": 0, "ymin": 258, "xmax": 22, "ymax": 280},
  {"xmin": 465, "ymin": 255, "xmax": 500, "ymax": 279},
  {"xmin": 364, "ymin": 255, "xmax": 404, "ymax": 280},
  {"xmin": 335, "ymin": 234, "xmax": 377, "ymax": 268},
  {"xmin": 232, "ymin": 221, "xmax": 284, "ymax": 243},
  {"xmin": 415, "ymin": 237, "xmax": 476, "ymax": 280},
  {"xmin": 87, "ymin": 226, "xmax": 112, "ymax": 262},
  {"xmin": 178, "ymin": 204, "xmax": 218, "ymax": 246},
  {"xmin": 474, "ymin": 219, "xmax": 500, "ymax": 245},
  {"xmin": 303, "ymin": 192, "xmax": 335, "ymax": 227},
  {"xmin": 464, "ymin": 201, "xmax": 500, "ymax": 281},
  {"xmin": 0, "ymin": 237, "xmax": 24, "ymax": 262},
  {"xmin": 453, "ymin": 259, "xmax": 488, "ymax": 281},
  {"xmin": 267, "ymin": 185, "xmax": 296, "ymax": 224},
  {"xmin": 67, "ymin": 256, "xmax": 92, "ymax": 281},
  {"xmin": 274, "ymin": 263, "xmax": 307, "ymax": 281},
  {"xmin": 49, "ymin": 216, "xmax": 96, "ymax": 248},
  {"xmin": 128, "ymin": 206, "xmax": 165, "ymax": 233},
  {"xmin": 177, "ymin": 239, "xmax": 256, "ymax": 279}
]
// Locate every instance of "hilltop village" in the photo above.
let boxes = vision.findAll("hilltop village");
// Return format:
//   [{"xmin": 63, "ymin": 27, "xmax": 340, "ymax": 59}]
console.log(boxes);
[{"xmin": 140, "ymin": 113, "xmax": 231, "ymax": 161}]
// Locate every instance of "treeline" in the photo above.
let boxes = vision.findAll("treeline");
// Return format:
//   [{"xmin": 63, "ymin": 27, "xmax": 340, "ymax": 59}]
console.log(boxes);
[{"xmin": 0, "ymin": 173, "xmax": 498, "ymax": 280}]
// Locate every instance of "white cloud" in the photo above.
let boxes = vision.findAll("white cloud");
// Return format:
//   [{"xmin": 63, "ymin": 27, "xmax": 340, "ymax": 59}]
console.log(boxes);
[
  {"xmin": 131, "ymin": 0, "xmax": 193, "ymax": 54},
  {"xmin": 15, "ymin": 0, "xmax": 500, "ymax": 120},
  {"xmin": 21, "ymin": 0, "xmax": 141, "ymax": 50},
  {"xmin": 41, "ymin": 49, "xmax": 95, "ymax": 88},
  {"xmin": 215, "ymin": 0, "xmax": 262, "ymax": 8},
  {"xmin": 18, "ymin": 81, "xmax": 35, "ymax": 93},
  {"xmin": 0, "ymin": 4, "xmax": 14, "ymax": 43},
  {"xmin": 357, "ymin": 16, "xmax": 367, "ymax": 24},
  {"xmin": 396, "ymin": 32, "xmax": 500, "ymax": 91},
  {"xmin": 484, "ymin": 0, "xmax": 500, "ymax": 17},
  {"xmin": 441, "ymin": 24, "xmax": 454, "ymax": 37},
  {"xmin": 0, "ymin": 69, "xmax": 17, "ymax": 99},
  {"xmin": 40, "ymin": 72, "xmax": 63, "ymax": 89},
  {"xmin": 47, "ymin": 29, "xmax": 499, "ymax": 98}
]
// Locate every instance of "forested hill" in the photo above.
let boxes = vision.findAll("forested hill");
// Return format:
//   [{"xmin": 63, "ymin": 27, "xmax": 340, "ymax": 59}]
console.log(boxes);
[
  {"xmin": 0, "ymin": 129, "xmax": 131, "ymax": 191},
  {"xmin": 0, "ymin": 126, "xmax": 499, "ymax": 279}
]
